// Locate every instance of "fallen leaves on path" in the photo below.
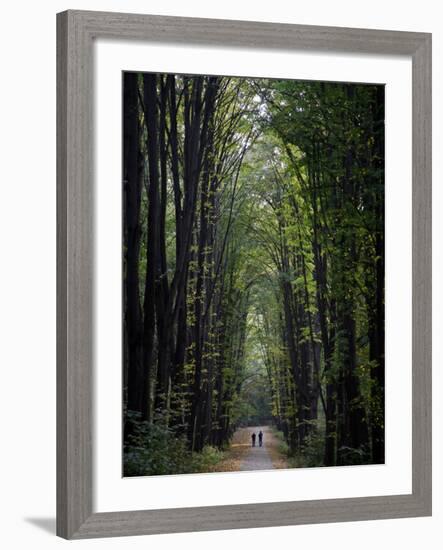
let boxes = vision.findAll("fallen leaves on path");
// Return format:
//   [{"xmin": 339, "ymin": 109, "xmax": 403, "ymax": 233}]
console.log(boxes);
[
  {"xmin": 265, "ymin": 428, "xmax": 288, "ymax": 469},
  {"xmin": 210, "ymin": 428, "xmax": 252, "ymax": 472},
  {"xmin": 212, "ymin": 425, "xmax": 288, "ymax": 472}
]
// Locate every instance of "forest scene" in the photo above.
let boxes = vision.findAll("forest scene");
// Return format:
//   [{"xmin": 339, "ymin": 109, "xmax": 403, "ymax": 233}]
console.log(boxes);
[{"xmin": 123, "ymin": 72, "xmax": 385, "ymax": 476}]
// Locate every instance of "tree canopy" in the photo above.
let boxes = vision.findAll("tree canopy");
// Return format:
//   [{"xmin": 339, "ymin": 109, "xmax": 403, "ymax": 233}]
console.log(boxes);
[{"xmin": 123, "ymin": 73, "xmax": 385, "ymax": 475}]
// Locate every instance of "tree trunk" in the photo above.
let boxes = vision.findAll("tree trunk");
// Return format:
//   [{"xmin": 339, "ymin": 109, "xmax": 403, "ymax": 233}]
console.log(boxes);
[{"xmin": 123, "ymin": 73, "xmax": 144, "ymax": 424}]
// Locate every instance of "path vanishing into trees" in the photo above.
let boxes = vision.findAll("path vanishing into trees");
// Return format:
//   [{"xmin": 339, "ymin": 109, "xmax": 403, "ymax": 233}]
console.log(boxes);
[
  {"xmin": 214, "ymin": 426, "xmax": 287, "ymax": 472},
  {"xmin": 240, "ymin": 426, "xmax": 274, "ymax": 471}
]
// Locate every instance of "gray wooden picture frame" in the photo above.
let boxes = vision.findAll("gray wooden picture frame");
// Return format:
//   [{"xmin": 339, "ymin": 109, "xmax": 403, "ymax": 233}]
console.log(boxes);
[{"xmin": 56, "ymin": 9, "xmax": 432, "ymax": 539}]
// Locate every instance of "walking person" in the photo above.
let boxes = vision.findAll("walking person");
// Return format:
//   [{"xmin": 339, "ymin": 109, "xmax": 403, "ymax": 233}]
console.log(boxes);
[
  {"xmin": 258, "ymin": 430, "xmax": 263, "ymax": 447},
  {"xmin": 251, "ymin": 432, "xmax": 256, "ymax": 447}
]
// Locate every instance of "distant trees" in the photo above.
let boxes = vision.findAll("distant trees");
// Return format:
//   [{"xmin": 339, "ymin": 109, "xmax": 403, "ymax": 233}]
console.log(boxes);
[{"xmin": 123, "ymin": 73, "xmax": 385, "ymax": 475}]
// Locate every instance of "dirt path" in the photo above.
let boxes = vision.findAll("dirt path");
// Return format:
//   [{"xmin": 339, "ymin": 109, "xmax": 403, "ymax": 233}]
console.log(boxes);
[
  {"xmin": 240, "ymin": 426, "xmax": 274, "ymax": 471},
  {"xmin": 215, "ymin": 425, "xmax": 287, "ymax": 473}
]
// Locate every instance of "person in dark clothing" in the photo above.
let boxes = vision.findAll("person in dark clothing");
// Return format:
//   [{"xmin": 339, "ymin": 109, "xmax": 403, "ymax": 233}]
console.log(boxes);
[
  {"xmin": 258, "ymin": 430, "xmax": 263, "ymax": 447},
  {"xmin": 251, "ymin": 432, "xmax": 256, "ymax": 447}
]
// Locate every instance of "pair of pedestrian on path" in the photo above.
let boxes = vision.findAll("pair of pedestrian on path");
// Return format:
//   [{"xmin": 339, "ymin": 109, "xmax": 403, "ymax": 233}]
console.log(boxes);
[{"xmin": 251, "ymin": 430, "xmax": 263, "ymax": 447}]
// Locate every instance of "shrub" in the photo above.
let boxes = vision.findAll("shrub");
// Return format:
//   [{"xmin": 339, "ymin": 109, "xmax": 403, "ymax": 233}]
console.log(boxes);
[
  {"xmin": 123, "ymin": 411, "xmax": 224, "ymax": 476},
  {"xmin": 192, "ymin": 445, "xmax": 225, "ymax": 473},
  {"xmin": 124, "ymin": 411, "xmax": 192, "ymax": 476}
]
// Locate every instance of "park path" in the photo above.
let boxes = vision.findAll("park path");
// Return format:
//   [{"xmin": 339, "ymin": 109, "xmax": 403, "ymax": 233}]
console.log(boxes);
[
  {"xmin": 213, "ymin": 425, "xmax": 287, "ymax": 472},
  {"xmin": 239, "ymin": 426, "xmax": 275, "ymax": 471}
]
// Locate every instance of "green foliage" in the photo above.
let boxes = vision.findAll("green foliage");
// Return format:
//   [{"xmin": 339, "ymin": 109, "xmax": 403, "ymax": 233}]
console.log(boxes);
[
  {"xmin": 336, "ymin": 445, "xmax": 367, "ymax": 466},
  {"xmin": 124, "ymin": 411, "xmax": 224, "ymax": 476},
  {"xmin": 191, "ymin": 445, "xmax": 225, "ymax": 472},
  {"xmin": 124, "ymin": 73, "xmax": 385, "ymax": 472},
  {"xmin": 124, "ymin": 411, "xmax": 191, "ymax": 476},
  {"xmin": 271, "ymin": 427, "xmax": 290, "ymax": 457},
  {"xmin": 288, "ymin": 425, "xmax": 326, "ymax": 468}
]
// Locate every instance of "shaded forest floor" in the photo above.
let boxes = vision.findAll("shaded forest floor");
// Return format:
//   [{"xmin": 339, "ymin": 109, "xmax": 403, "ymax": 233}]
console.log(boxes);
[{"xmin": 213, "ymin": 426, "xmax": 288, "ymax": 473}]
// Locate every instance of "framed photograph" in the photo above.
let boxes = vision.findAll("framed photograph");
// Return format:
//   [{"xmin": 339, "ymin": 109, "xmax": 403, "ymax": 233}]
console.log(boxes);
[{"xmin": 57, "ymin": 10, "xmax": 431, "ymax": 539}]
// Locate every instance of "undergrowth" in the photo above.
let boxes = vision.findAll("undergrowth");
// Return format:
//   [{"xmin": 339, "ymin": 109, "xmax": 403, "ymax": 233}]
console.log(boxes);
[{"xmin": 123, "ymin": 411, "xmax": 224, "ymax": 476}]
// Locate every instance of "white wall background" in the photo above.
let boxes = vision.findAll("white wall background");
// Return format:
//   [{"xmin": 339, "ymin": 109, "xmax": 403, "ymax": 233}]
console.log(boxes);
[{"xmin": 0, "ymin": 0, "xmax": 440, "ymax": 548}]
